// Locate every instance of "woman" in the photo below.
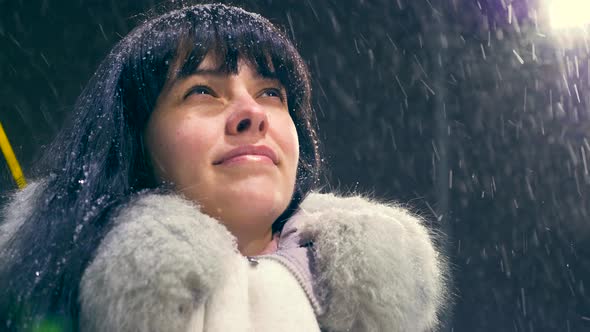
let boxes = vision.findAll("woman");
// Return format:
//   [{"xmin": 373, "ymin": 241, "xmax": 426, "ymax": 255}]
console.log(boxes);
[{"xmin": 0, "ymin": 4, "xmax": 448, "ymax": 331}]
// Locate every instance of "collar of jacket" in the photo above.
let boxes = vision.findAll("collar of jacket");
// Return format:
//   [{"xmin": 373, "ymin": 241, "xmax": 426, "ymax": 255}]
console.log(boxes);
[{"xmin": 3, "ymin": 184, "xmax": 448, "ymax": 332}]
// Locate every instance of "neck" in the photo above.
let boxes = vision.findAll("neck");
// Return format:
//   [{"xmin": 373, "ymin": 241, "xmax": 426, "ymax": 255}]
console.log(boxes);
[
  {"xmin": 201, "ymin": 205, "xmax": 278, "ymax": 256},
  {"xmin": 234, "ymin": 226, "xmax": 275, "ymax": 256}
]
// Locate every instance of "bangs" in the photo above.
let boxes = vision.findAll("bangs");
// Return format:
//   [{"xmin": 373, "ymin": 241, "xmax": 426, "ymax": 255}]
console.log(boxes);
[{"xmin": 165, "ymin": 5, "xmax": 305, "ymax": 104}]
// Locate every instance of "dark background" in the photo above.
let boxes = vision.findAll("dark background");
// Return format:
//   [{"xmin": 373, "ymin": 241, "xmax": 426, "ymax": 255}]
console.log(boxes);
[{"xmin": 1, "ymin": 0, "xmax": 589, "ymax": 330}]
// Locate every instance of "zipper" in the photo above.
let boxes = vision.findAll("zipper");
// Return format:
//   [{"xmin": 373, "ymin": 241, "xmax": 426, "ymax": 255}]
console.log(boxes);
[{"xmin": 246, "ymin": 256, "xmax": 259, "ymax": 266}]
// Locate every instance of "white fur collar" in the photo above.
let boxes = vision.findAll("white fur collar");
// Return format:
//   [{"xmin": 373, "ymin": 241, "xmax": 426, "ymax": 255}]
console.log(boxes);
[
  {"xmin": 1, "ymin": 185, "xmax": 448, "ymax": 331},
  {"xmin": 81, "ymin": 192, "xmax": 448, "ymax": 332}
]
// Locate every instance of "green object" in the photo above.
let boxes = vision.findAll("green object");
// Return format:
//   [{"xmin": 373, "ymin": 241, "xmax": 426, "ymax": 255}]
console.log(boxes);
[
  {"xmin": 30, "ymin": 317, "xmax": 68, "ymax": 332},
  {"xmin": 31, "ymin": 319, "xmax": 64, "ymax": 332}
]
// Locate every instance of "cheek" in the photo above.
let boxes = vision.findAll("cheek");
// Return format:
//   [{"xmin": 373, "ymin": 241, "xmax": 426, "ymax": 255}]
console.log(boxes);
[
  {"xmin": 290, "ymin": 126, "xmax": 300, "ymax": 163},
  {"xmin": 278, "ymin": 118, "xmax": 300, "ymax": 166},
  {"xmin": 148, "ymin": 114, "xmax": 217, "ymax": 177},
  {"xmin": 172, "ymin": 121, "xmax": 213, "ymax": 158}
]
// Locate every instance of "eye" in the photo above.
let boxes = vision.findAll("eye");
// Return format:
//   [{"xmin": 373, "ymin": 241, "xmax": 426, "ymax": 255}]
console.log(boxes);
[
  {"xmin": 260, "ymin": 88, "xmax": 286, "ymax": 101},
  {"xmin": 184, "ymin": 85, "xmax": 216, "ymax": 99}
]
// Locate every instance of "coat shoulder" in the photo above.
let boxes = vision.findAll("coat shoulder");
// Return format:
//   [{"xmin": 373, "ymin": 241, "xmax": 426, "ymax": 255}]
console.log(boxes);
[
  {"xmin": 298, "ymin": 192, "xmax": 450, "ymax": 332},
  {"xmin": 0, "ymin": 181, "xmax": 46, "ymax": 254},
  {"xmin": 80, "ymin": 193, "xmax": 237, "ymax": 332}
]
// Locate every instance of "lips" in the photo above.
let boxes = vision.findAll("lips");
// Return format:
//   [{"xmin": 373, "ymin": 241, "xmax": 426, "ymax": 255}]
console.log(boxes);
[{"xmin": 214, "ymin": 145, "xmax": 279, "ymax": 165}]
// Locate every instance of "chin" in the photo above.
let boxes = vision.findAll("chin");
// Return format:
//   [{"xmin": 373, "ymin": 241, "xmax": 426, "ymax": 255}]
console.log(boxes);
[
  {"xmin": 238, "ymin": 188, "xmax": 287, "ymax": 210},
  {"xmin": 223, "ymin": 186, "xmax": 290, "ymax": 220}
]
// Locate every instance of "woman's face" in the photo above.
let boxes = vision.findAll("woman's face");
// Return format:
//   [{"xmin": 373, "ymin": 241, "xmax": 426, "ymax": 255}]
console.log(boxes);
[{"xmin": 145, "ymin": 54, "xmax": 299, "ymax": 242}]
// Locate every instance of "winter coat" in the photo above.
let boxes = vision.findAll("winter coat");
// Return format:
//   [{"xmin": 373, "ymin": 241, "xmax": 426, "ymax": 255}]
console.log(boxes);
[{"xmin": 0, "ymin": 182, "xmax": 448, "ymax": 332}]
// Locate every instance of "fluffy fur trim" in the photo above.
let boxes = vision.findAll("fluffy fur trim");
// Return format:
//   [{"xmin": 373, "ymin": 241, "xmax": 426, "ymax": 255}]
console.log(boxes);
[
  {"xmin": 79, "ymin": 193, "xmax": 237, "ymax": 332},
  {"xmin": 298, "ymin": 193, "xmax": 448, "ymax": 332},
  {"xmin": 2, "ymin": 184, "xmax": 447, "ymax": 331},
  {"xmin": 0, "ymin": 181, "xmax": 45, "ymax": 258}
]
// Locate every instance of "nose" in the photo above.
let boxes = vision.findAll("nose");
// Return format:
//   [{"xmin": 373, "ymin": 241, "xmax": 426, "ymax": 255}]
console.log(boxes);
[{"xmin": 225, "ymin": 95, "xmax": 269, "ymax": 137}]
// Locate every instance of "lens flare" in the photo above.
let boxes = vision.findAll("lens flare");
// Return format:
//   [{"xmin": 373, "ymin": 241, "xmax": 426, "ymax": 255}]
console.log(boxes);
[{"xmin": 549, "ymin": 0, "xmax": 590, "ymax": 30}]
